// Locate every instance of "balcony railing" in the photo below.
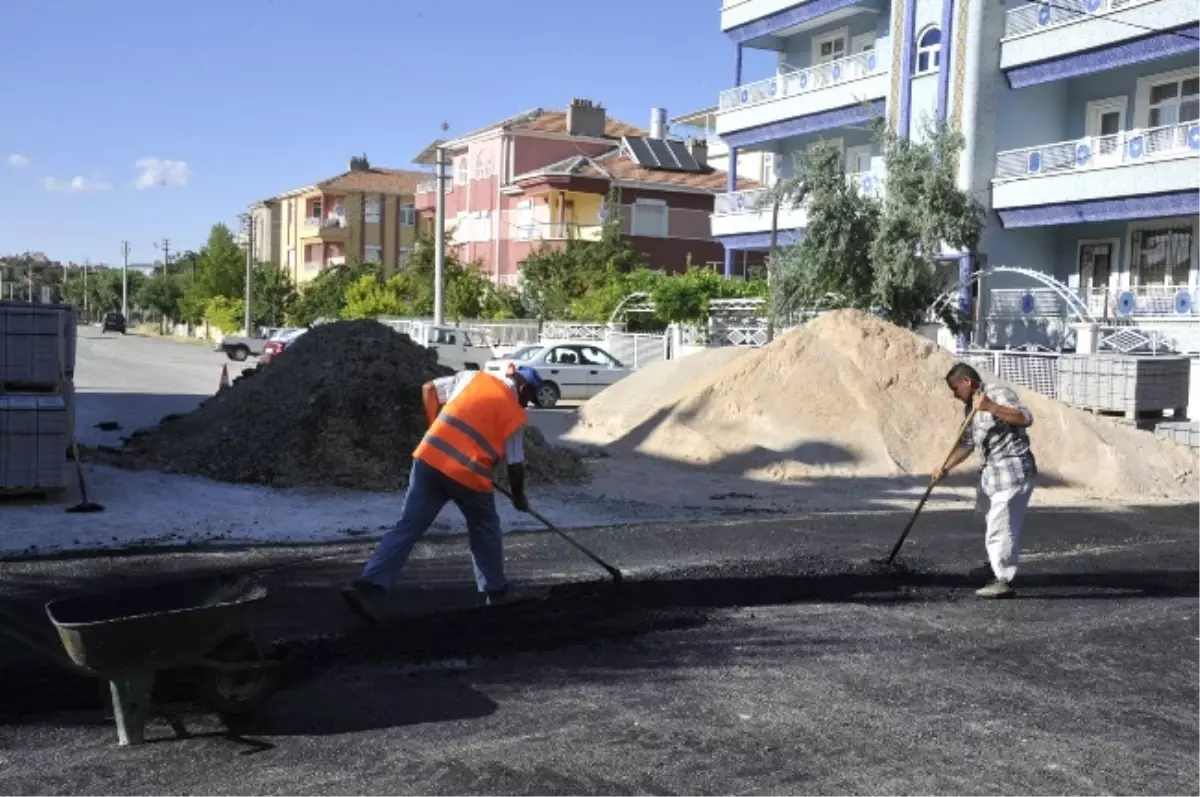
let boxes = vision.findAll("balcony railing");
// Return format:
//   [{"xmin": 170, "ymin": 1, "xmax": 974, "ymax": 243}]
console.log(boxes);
[
  {"xmin": 718, "ymin": 49, "xmax": 883, "ymax": 112},
  {"xmin": 990, "ymin": 284, "xmax": 1198, "ymax": 319},
  {"xmin": 416, "ymin": 179, "xmax": 453, "ymax": 195},
  {"xmin": 1005, "ymin": 0, "xmax": 1155, "ymax": 39},
  {"xmin": 713, "ymin": 172, "xmax": 884, "ymax": 214},
  {"xmin": 303, "ymin": 216, "xmax": 347, "ymax": 229},
  {"xmin": 994, "ymin": 121, "xmax": 1200, "ymax": 181},
  {"xmin": 513, "ymin": 222, "xmax": 603, "ymax": 241}
]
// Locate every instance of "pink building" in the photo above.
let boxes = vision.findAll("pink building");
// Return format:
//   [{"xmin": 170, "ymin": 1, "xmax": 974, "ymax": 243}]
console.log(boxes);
[{"xmin": 413, "ymin": 99, "xmax": 759, "ymax": 284}]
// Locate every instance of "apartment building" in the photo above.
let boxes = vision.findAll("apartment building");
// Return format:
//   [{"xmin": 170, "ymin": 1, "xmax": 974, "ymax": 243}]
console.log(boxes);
[
  {"xmin": 712, "ymin": 0, "xmax": 1198, "ymax": 349},
  {"xmin": 412, "ymin": 99, "xmax": 757, "ymax": 284},
  {"xmin": 261, "ymin": 156, "xmax": 427, "ymax": 285},
  {"xmin": 248, "ymin": 198, "xmax": 281, "ymax": 266}
]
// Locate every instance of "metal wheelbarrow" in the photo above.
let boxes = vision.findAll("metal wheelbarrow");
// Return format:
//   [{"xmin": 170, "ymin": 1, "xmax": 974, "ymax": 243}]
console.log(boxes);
[{"xmin": 0, "ymin": 573, "xmax": 279, "ymax": 746}]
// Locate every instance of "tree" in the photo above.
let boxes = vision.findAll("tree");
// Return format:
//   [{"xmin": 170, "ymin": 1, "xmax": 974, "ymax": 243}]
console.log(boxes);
[
  {"xmin": 768, "ymin": 111, "xmax": 984, "ymax": 330},
  {"xmin": 203, "ymin": 295, "xmax": 245, "ymax": 333},
  {"xmin": 445, "ymin": 262, "xmax": 491, "ymax": 321},
  {"xmin": 136, "ymin": 270, "xmax": 186, "ymax": 326},
  {"xmin": 341, "ymin": 274, "xmax": 407, "ymax": 319},
  {"xmin": 768, "ymin": 141, "xmax": 880, "ymax": 322},
  {"xmin": 291, "ymin": 259, "xmax": 382, "ymax": 325},
  {"xmin": 869, "ymin": 114, "xmax": 983, "ymax": 330},
  {"xmin": 250, "ymin": 262, "xmax": 297, "ymax": 328}
]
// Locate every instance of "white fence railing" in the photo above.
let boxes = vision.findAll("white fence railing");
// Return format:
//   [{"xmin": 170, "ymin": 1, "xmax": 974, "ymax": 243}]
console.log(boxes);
[
  {"xmin": 719, "ymin": 50, "xmax": 884, "ymax": 112},
  {"xmin": 1005, "ymin": 0, "xmax": 1155, "ymax": 38},
  {"xmin": 416, "ymin": 179, "xmax": 453, "ymax": 195},
  {"xmin": 958, "ymin": 349, "xmax": 1062, "ymax": 399},
  {"xmin": 713, "ymin": 172, "xmax": 883, "ymax": 215},
  {"xmin": 995, "ymin": 121, "xmax": 1199, "ymax": 181},
  {"xmin": 990, "ymin": 285, "xmax": 1199, "ymax": 320}
]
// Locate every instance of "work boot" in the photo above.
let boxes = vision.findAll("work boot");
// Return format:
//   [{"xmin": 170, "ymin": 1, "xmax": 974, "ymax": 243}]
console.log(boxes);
[
  {"xmin": 341, "ymin": 579, "xmax": 386, "ymax": 622},
  {"xmin": 483, "ymin": 585, "xmax": 539, "ymax": 606},
  {"xmin": 975, "ymin": 579, "xmax": 1015, "ymax": 599}
]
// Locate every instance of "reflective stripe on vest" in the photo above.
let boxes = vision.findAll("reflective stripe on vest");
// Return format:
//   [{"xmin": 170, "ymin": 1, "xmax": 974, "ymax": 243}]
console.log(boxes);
[{"xmin": 414, "ymin": 372, "xmax": 527, "ymax": 491}]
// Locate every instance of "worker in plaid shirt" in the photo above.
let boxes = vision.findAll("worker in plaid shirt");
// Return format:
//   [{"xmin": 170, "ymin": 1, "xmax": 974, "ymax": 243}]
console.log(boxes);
[{"xmin": 933, "ymin": 363, "xmax": 1037, "ymax": 599}]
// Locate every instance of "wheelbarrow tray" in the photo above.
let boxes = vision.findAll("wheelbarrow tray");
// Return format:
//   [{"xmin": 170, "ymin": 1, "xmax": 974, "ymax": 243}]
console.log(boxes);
[{"xmin": 45, "ymin": 574, "xmax": 267, "ymax": 677}]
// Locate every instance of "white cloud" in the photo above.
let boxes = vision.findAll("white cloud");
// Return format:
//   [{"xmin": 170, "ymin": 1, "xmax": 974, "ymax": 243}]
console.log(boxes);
[
  {"xmin": 42, "ymin": 174, "xmax": 113, "ymax": 194},
  {"xmin": 134, "ymin": 157, "xmax": 190, "ymax": 189},
  {"xmin": 7, "ymin": 154, "xmax": 29, "ymax": 168}
]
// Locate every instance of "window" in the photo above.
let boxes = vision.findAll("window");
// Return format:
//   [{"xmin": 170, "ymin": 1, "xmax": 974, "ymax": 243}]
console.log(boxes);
[
  {"xmin": 363, "ymin": 245, "xmax": 382, "ymax": 264},
  {"xmin": 475, "ymin": 153, "xmax": 490, "ymax": 180},
  {"xmin": 456, "ymin": 158, "xmax": 469, "ymax": 185},
  {"xmin": 1147, "ymin": 75, "xmax": 1199, "ymax": 128},
  {"xmin": 813, "ymin": 28, "xmax": 847, "ymax": 64},
  {"xmin": 1130, "ymin": 223, "xmax": 1193, "ymax": 287},
  {"xmin": 631, "ymin": 199, "xmax": 667, "ymax": 237},
  {"xmin": 308, "ymin": 199, "xmax": 322, "ymax": 221},
  {"xmin": 399, "ymin": 203, "xmax": 415, "ymax": 226},
  {"xmin": 474, "ymin": 210, "xmax": 492, "ymax": 241},
  {"xmin": 579, "ymin": 346, "xmax": 617, "ymax": 367},
  {"xmin": 845, "ymin": 145, "xmax": 872, "ymax": 174},
  {"xmin": 397, "ymin": 247, "xmax": 412, "ymax": 269},
  {"xmin": 364, "ymin": 198, "xmax": 381, "ymax": 224},
  {"xmin": 915, "ymin": 25, "xmax": 941, "ymax": 75},
  {"xmin": 515, "ymin": 200, "xmax": 534, "ymax": 240}
]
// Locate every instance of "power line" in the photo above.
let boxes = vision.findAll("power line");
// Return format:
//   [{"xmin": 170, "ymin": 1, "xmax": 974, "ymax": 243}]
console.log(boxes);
[{"xmin": 1027, "ymin": 1, "xmax": 1199, "ymax": 41}]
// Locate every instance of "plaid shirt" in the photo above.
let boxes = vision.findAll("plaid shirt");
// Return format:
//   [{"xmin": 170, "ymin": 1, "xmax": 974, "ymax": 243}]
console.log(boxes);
[{"xmin": 958, "ymin": 384, "xmax": 1037, "ymax": 495}]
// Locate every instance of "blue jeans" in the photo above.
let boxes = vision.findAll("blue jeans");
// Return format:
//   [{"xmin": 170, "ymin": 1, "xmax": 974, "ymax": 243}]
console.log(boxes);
[{"xmin": 360, "ymin": 459, "xmax": 506, "ymax": 594}]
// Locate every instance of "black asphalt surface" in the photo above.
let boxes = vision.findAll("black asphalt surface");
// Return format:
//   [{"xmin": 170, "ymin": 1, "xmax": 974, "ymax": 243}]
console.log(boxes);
[{"xmin": 1, "ymin": 500, "xmax": 1197, "ymax": 795}]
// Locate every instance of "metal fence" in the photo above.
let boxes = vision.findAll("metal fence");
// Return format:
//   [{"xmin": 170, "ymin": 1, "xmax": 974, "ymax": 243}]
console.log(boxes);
[{"xmin": 958, "ymin": 349, "xmax": 1061, "ymax": 400}]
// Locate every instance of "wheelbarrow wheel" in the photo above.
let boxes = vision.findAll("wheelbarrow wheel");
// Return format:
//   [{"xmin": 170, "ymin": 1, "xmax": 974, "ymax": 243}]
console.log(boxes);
[{"xmin": 197, "ymin": 634, "xmax": 278, "ymax": 716}]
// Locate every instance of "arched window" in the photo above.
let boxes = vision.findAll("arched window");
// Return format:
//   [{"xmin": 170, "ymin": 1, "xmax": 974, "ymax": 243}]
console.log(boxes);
[
  {"xmin": 915, "ymin": 25, "xmax": 941, "ymax": 75},
  {"xmin": 456, "ymin": 158, "xmax": 469, "ymax": 185},
  {"xmin": 475, "ymin": 153, "xmax": 488, "ymax": 179}
]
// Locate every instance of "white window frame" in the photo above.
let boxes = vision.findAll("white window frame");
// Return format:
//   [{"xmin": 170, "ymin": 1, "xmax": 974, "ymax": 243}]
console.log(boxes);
[
  {"xmin": 1134, "ymin": 66, "xmax": 1200, "ymax": 129},
  {"xmin": 850, "ymin": 32, "xmax": 875, "ymax": 53},
  {"xmin": 399, "ymin": 203, "xmax": 415, "ymax": 226},
  {"xmin": 1085, "ymin": 96, "xmax": 1127, "ymax": 165},
  {"xmin": 915, "ymin": 25, "xmax": 942, "ymax": 75},
  {"xmin": 1123, "ymin": 216, "xmax": 1198, "ymax": 289},
  {"xmin": 364, "ymin": 197, "xmax": 381, "ymax": 225},
  {"xmin": 1073, "ymin": 237, "xmax": 1121, "ymax": 292},
  {"xmin": 813, "ymin": 27, "xmax": 848, "ymax": 65},
  {"xmin": 631, "ymin": 198, "xmax": 668, "ymax": 238},
  {"xmin": 456, "ymin": 158, "xmax": 469, "ymax": 186},
  {"xmin": 397, "ymin": 246, "xmax": 413, "ymax": 269},
  {"xmin": 362, "ymin": 244, "xmax": 382, "ymax": 264},
  {"xmin": 845, "ymin": 144, "xmax": 872, "ymax": 175},
  {"xmin": 515, "ymin": 200, "xmax": 534, "ymax": 240}
]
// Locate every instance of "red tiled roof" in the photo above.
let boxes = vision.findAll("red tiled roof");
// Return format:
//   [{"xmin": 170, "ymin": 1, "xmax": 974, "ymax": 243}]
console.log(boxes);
[{"xmin": 319, "ymin": 167, "xmax": 429, "ymax": 195}]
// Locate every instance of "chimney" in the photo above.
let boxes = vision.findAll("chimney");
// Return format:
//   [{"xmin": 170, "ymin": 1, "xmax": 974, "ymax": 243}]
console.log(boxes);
[
  {"xmin": 649, "ymin": 107, "xmax": 667, "ymax": 140},
  {"xmin": 349, "ymin": 153, "xmax": 370, "ymax": 171},
  {"xmin": 688, "ymin": 137, "xmax": 708, "ymax": 168},
  {"xmin": 566, "ymin": 98, "xmax": 607, "ymax": 138}
]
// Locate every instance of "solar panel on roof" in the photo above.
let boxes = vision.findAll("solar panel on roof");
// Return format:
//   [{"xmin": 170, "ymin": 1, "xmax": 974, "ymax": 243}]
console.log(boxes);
[
  {"xmin": 645, "ymin": 138, "xmax": 679, "ymax": 169},
  {"xmin": 624, "ymin": 136, "xmax": 656, "ymax": 167},
  {"xmin": 665, "ymin": 139, "xmax": 702, "ymax": 171}
]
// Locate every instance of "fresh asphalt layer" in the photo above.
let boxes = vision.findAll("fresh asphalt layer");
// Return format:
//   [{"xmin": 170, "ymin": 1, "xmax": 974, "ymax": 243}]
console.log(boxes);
[{"xmin": 0, "ymin": 500, "xmax": 1197, "ymax": 795}]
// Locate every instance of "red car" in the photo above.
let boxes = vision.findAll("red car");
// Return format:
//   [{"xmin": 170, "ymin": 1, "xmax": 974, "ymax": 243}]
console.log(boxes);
[{"xmin": 258, "ymin": 328, "xmax": 306, "ymax": 365}]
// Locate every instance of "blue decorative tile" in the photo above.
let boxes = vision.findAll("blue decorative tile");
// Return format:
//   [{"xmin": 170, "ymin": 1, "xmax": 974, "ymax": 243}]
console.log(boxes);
[
  {"xmin": 726, "ymin": 0, "xmax": 876, "ymax": 44},
  {"xmin": 996, "ymin": 191, "xmax": 1200, "ymax": 228},
  {"xmin": 1006, "ymin": 24, "xmax": 1199, "ymax": 89},
  {"xmin": 721, "ymin": 99, "xmax": 886, "ymax": 149}
]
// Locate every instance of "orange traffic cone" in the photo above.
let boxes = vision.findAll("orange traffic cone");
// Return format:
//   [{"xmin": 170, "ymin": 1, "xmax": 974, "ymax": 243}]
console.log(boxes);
[{"xmin": 218, "ymin": 364, "xmax": 231, "ymax": 391}]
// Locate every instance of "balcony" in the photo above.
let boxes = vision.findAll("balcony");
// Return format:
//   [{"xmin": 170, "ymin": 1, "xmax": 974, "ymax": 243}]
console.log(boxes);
[
  {"xmin": 720, "ymin": 0, "xmax": 879, "ymax": 40},
  {"xmin": 1001, "ymin": 0, "xmax": 1196, "ymax": 75},
  {"xmin": 300, "ymin": 216, "xmax": 348, "ymax": 240},
  {"xmin": 716, "ymin": 50, "xmax": 889, "ymax": 141},
  {"xmin": 416, "ymin": 179, "xmax": 453, "ymax": 195},
  {"xmin": 513, "ymin": 222, "xmax": 603, "ymax": 242},
  {"xmin": 711, "ymin": 172, "xmax": 883, "ymax": 238},
  {"xmin": 992, "ymin": 121, "xmax": 1200, "ymax": 210}
]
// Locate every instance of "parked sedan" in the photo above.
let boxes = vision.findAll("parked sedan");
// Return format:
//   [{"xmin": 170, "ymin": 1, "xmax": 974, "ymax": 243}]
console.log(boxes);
[
  {"xmin": 258, "ymin": 327, "xmax": 307, "ymax": 365},
  {"xmin": 484, "ymin": 343, "xmax": 631, "ymax": 408},
  {"xmin": 101, "ymin": 312, "xmax": 127, "ymax": 334}
]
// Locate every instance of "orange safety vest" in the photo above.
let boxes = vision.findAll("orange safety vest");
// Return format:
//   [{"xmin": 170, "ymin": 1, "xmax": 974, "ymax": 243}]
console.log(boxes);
[{"xmin": 413, "ymin": 372, "xmax": 527, "ymax": 492}]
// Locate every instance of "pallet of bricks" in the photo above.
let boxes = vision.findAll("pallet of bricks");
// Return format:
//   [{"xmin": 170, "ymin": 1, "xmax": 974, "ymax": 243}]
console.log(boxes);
[
  {"xmin": 0, "ymin": 301, "xmax": 77, "ymax": 499},
  {"xmin": 1058, "ymin": 352, "xmax": 1198, "ymax": 455}
]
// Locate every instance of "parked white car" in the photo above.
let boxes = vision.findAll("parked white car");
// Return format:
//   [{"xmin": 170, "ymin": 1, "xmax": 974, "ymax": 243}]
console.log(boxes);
[
  {"xmin": 484, "ymin": 343, "xmax": 632, "ymax": 408},
  {"xmin": 403, "ymin": 322, "xmax": 498, "ymax": 371}
]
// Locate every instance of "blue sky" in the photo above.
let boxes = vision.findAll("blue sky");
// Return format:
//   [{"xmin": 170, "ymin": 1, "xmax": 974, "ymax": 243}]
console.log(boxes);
[{"xmin": 0, "ymin": 0, "xmax": 776, "ymax": 266}]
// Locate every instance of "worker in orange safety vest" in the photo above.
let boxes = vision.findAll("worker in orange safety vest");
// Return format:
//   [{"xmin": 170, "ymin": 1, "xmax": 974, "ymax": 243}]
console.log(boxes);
[{"xmin": 341, "ymin": 363, "xmax": 543, "ymax": 622}]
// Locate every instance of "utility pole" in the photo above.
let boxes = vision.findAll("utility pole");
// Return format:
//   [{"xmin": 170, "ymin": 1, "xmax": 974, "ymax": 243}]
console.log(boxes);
[
  {"xmin": 433, "ymin": 145, "xmax": 446, "ymax": 325},
  {"xmin": 244, "ymin": 216, "xmax": 253, "ymax": 335},
  {"xmin": 155, "ymin": 239, "xmax": 171, "ymax": 274},
  {"xmin": 83, "ymin": 258, "xmax": 90, "ymax": 319},
  {"xmin": 120, "ymin": 241, "xmax": 131, "ymax": 318}
]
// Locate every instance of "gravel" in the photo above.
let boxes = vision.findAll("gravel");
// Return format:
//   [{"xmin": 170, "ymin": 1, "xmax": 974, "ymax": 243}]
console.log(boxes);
[{"xmin": 96, "ymin": 320, "xmax": 586, "ymax": 490}]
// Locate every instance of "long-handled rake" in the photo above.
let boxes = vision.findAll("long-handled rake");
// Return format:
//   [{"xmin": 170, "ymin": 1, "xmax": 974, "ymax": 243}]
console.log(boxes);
[
  {"xmin": 494, "ymin": 483, "xmax": 623, "ymax": 588},
  {"xmin": 880, "ymin": 407, "xmax": 977, "ymax": 566}
]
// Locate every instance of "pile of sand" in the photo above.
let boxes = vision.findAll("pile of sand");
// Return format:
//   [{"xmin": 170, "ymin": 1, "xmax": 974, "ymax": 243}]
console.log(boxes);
[
  {"xmin": 102, "ymin": 320, "xmax": 587, "ymax": 490},
  {"xmin": 570, "ymin": 309, "xmax": 1196, "ymax": 499}
]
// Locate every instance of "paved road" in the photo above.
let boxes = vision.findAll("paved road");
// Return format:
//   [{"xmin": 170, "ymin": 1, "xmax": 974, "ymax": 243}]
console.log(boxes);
[
  {"xmin": 72, "ymin": 326, "xmax": 255, "ymax": 447},
  {"xmin": 1, "ymin": 501, "xmax": 1195, "ymax": 794}
]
